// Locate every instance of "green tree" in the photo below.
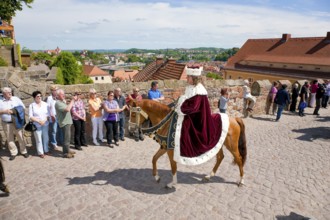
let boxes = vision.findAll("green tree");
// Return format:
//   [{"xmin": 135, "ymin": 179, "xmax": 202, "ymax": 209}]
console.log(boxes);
[
  {"xmin": 21, "ymin": 46, "xmax": 32, "ymax": 54},
  {"xmin": 52, "ymin": 51, "xmax": 91, "ymax": 85},
  {"xmin": 214, "ymin": 47, "xmax": 239, "ymax": 61},
  {"xmin": 31, "ymin": 52, "xmax": 54, "ymax": 66},
  {"xmin": 206, "ymin": 72, "xmax": 222, "ymax": 80},
  {"xmin": 127, "ymin": 54, "xmax": 141, "ymax": 63},
  {"xmin": 55, "ymin": 67, "xmax": 64, "ymax": 85},
  {"xmin": 0, "ymin": 0, "xmax": 34, "ymax": 22}
]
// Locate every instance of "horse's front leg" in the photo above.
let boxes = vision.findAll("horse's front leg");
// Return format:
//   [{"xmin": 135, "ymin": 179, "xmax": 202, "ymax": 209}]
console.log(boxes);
[
  {"xmin": 152, "ymin": 148, "xmax": 167, "ymax": 183},
  {"xmin": 166, "ymin": 150, "xmax": 177, "ymax": 188},
  {"xmin": 204, "ymin": 148, "xmax": 224, "ymax": 181}
]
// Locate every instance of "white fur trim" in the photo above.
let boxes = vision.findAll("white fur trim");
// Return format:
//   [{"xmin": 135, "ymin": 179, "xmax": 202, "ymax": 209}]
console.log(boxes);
[
  {"xmin": 174, "ymin": 107, "xmax": 229, "ymax": 166},
  {"xmin": 175, "ymin": 83, "xmax": 208, "ymax": 115}
]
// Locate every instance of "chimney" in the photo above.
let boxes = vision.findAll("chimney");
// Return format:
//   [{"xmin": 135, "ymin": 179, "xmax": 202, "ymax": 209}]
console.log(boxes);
[
  {"xmin": 326, "ymin": 32, "xmax": 330, "ymax": 40},
  {"xmin": 167, "ymin": 58, "xmax": 176, "ymax": 64},
  {"xmin": 281, "ymin": 33, "xmax": 291, "ymax": 42},
  {"xmin": 156, "ymin": 57, "xmax": 163, "ymax": 66}
]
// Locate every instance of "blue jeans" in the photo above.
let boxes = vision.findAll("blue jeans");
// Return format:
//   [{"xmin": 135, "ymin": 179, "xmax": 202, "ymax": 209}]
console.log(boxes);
[
  {"xmin": 118, "ymin": 117, "xmax": 125, "ymax": 139},
  {"xmin": 49, "ymin": 119, "xmax": 63, "ymax": 146},
  {"xmin": 276, "ymin": 104, "xmax": 285, "ymax": 121}
]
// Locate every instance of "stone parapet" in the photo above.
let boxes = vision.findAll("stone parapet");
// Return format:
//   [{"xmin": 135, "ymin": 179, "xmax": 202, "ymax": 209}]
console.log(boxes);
[{"xmin": 1, "ymin": 67, "xmax": 290, "ymax": 149}]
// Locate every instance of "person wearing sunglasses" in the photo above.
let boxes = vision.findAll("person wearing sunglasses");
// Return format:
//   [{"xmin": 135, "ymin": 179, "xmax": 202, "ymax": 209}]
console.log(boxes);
[{"xmin": 29, "ymin": 91, "xmax": 51, "ymax": 158}]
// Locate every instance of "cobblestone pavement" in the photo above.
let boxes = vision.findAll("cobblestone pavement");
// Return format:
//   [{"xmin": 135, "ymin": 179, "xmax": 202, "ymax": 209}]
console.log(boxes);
[{"xmin": 0, "ymin": 107, "xmax": 329, "ymax": 220}]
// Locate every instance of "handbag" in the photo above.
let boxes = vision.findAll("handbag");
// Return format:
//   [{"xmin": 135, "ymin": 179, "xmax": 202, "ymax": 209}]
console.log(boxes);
[
  {"xmin": 24, "ymin": 121, "xmax": 37, "ymax": 132},
  {"xmin": 24, "ymin": 103, "xmax": 37, "ymax": 132}
]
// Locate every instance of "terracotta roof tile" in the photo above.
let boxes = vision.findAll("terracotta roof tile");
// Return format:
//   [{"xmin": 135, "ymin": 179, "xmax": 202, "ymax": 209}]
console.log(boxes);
[
  {"xmin": 133, "ymin": 58, "xmax": 186, "ymax": 82},
  {"xmin": 83, "ymin": 65, "xmax": 109, "ymax": 76},
  {"xmin": 113, "ymin": 69, "xmax": 139, "ymax": 80},
  {"xmin": 226, "ymin": 33, "xmax": 330, "ymax": 68}
]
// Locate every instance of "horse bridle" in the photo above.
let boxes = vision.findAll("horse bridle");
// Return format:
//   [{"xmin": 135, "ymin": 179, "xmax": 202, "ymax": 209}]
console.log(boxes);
[{"xmin": 141, "ymin": 110, "xmax": 175, "ymax": 135}]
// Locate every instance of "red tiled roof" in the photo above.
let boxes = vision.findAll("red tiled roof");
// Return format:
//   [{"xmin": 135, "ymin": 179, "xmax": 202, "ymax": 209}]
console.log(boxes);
[
  {"xmin": 226, "ymin": 33, "xmax": 330, "ymax": 68},
  {"xmin": 133, "ymin": 58, "xmax": 186, "ymax": 82},
  {"xmin": 113, "ymin": 69, "xmax": 138, "ymax": 80},
  {"xmin": 83, "ymin": 65, "xmax": 109, "ymax": 76}
]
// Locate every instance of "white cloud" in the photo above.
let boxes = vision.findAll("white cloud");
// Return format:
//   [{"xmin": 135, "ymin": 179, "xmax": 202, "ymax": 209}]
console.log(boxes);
[{"xmin": 12, "ymin": 0, "xmax": 330, "ymax": 49}]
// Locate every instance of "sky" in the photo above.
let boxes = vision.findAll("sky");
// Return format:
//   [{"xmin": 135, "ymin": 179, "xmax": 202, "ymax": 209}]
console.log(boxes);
[{"xmin": 12, "ymin": 0, "xmax": 330, "ymax": 50}]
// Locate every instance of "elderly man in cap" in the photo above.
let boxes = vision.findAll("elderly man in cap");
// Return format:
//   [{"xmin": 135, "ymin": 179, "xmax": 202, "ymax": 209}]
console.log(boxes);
[
  {"xmin": 46, "ymin": 85, "xmax": 63, "ymax": 150},
  {"xmin": 0, "ymin": 87, "xmax": 29, "ymax": 160}
]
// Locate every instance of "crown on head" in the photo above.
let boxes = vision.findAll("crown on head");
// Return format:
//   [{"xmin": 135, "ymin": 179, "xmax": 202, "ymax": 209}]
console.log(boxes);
[{"xmin": 185, "ymin": 66, "xmax": 203, "ymax": 76}]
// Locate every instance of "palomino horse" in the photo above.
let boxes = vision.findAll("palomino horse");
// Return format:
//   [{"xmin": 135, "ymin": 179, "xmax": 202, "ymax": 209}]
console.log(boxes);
[{"xmin": 128, "ymin": 99, "xmax": 247, "ymax": 188}]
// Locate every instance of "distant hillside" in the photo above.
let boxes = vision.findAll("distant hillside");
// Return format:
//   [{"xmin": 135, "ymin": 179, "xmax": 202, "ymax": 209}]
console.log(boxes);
[{"xmin": 124, "ymin": 47, "xmax": 230, "ymax": 54}]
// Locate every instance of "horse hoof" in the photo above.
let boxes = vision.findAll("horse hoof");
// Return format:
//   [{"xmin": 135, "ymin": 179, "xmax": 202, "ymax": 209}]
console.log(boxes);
[
  {"xmin": 203, "ymin": 176, "xmax": 210, "ymax": 182},
  {"xmin": 154, "ymin": 175, "xmax": 160, "ymax": 183},
  {"xmin": 165, "ymin": 184, "xmax": 175, "ymax": 189},
  {"xmin": 238, "ymin": 182, "xmax": 245, "ymax": 187}
]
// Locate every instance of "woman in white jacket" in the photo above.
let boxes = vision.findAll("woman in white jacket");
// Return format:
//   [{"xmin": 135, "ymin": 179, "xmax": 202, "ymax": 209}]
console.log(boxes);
[{"xmin": 29, "ymin": 91, "xmax": 51, "ymax": 158}]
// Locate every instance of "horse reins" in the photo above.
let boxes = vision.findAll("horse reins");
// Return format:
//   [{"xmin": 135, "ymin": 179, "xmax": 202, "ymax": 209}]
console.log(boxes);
[{"xmin": 141, "ymin": 110, "xmax": 175, "ymax": 135}]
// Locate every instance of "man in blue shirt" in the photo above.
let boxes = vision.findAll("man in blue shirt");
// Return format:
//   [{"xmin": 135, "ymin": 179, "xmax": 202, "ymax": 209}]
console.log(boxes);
[{"xmin": 148, "ymin": 81, "xmax": 164, "ymax": 102}]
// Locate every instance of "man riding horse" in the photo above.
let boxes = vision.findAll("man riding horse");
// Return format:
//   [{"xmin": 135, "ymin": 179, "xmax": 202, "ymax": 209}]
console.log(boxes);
[
  {"xmin": 174, "ymin": 65, "xmax": 227, "ymax": 165},
  {"xmin": 127, "ymin": 65, "xmax": 247, "ymax": 188}
]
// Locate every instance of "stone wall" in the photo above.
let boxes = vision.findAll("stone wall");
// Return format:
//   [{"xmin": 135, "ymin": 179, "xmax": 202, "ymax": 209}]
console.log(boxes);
[{"xmin": 0, "ymin": 68, "xmax": 279, "ymax": 148}]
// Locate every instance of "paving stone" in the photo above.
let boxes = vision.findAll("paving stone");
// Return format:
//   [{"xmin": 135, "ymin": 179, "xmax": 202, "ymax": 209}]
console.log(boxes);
[{"xmin": 0, "ymin": 107, "xmax": 329, "ymax": 219}]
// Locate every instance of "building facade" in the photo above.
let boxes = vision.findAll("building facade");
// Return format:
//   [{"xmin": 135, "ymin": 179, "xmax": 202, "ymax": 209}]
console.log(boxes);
[{"xmin": 224, "ymin": 32, "xmax": 330, "ymax": 82}]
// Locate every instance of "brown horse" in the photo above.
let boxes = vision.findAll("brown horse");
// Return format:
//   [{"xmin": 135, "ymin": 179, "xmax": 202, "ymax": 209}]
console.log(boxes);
[{"xmin": 128, "ymin": 99, "xmax": 247, "ymax": 188}]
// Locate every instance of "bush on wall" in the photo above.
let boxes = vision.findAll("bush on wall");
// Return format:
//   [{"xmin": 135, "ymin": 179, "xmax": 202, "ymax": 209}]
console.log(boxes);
[
  {"xmin": 0, "ymin": 56, "xmax": 8, "ymax": 66},
  {"xmin": 0, "ymin": 37, "xmax": 13, "ymax": 46}
]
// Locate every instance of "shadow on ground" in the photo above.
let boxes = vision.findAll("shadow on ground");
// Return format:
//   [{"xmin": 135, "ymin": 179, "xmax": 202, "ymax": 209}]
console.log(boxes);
[
  {"xmin": 315, "ymin": 116, "xmax": 330, "ymax": 123},
  {"xmin": 66, "ymin": 169, "xmax": 236, "ymax": 194},
  {"xmin": 292, "ymin": 126, "xmax": 330, "ymax": 142},
  {"xmin": 250, "ymin": 115, "xmax": 275, "ymax": 122},
  {"xmin": 276, "ymin": 211, "xmax": 311, "ymax": 220}
]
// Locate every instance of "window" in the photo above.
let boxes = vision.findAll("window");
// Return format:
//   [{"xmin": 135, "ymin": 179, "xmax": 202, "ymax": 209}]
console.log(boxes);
[
  {"xmin": 283, "ymin": 65, "xmax": 287, "ymax": 68},
  {"xmin": 228, "ymin": 75, "xmax": 232, "ymax": 79},
  {"xmin": 269, "ymin": 64, "xmax": 273, "ymax": 67},
  {"xmin": 315, "ymin": 67, "xmax": 321, "ymax": 70},
  {"xmin": 238, "ymin": 76, "xmax": 242, "ymax": 79},
  {"xmin": 298, "ymin": 66, "xmax": 303, "ymax": 69},
  {"xmin": 101, "ymin": 77, "xmax": 104, "ymax": 80},
  {"xmin": 95, "ymin": 77, "xmax": 98, "ymax": 80}
]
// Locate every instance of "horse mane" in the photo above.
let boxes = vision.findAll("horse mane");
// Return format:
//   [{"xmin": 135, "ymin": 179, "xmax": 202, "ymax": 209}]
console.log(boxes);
[
  {"xmin": 136, "ymin": 99, "xmax": 171, "ymax": 123},
  {"xmin": 137, "ymin": 99, "xmax": 171, "ymax": 113}
]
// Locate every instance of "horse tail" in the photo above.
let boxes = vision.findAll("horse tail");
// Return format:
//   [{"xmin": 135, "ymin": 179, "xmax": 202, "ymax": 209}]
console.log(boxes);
[{"xmin": 235, "ymin": 117, "xmax": 247, "ymax": 166}]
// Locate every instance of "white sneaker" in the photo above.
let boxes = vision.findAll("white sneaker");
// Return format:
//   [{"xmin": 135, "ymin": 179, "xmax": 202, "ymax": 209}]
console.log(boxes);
[
  {"xmin": 93, "ymin": 141, "xmax": 100, "ymax": 146},
  {"xmin": 52, "ymin": 144, "xmax": 60, "ymax": 150}
]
